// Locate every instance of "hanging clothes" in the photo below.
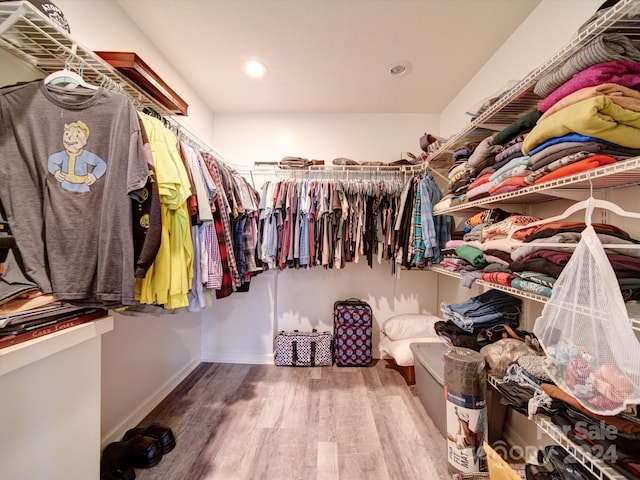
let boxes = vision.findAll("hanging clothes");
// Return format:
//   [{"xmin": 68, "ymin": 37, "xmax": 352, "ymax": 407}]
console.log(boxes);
[
  {"xmin": 394, "ymin": 174, "xmax": 450, "ymax": 269},
  {"xmin": 257, "ymin": 175, "xmax": 403, "ymax": 272},
  {"xmin": 136, "ymin": 113, "xmax": 194, "ymax": 309},
  {"xmin": 0, "ymin": 79, "xmax": 150, "ymax": 308},
  {"xmin": 200, "ymin": 152, "xmax": 242, "ymax": 298}
]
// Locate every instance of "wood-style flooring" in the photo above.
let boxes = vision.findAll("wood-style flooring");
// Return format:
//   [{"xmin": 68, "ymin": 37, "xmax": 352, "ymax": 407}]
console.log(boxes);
[{"xmin": 133, "ymin": 360, "xmax": 451, "ymax": 480}]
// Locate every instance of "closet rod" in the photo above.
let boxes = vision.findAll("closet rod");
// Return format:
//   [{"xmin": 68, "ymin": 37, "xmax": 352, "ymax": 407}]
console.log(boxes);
[{"xmin": 0, "ymin": 1, "xmax": 240, "ymax": 171}]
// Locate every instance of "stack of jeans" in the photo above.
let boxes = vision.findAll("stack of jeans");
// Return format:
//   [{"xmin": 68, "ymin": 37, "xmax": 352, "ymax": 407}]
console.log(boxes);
[{"xmin": 440, "ymin": 289, "xmax": 521, "ymax": 333}]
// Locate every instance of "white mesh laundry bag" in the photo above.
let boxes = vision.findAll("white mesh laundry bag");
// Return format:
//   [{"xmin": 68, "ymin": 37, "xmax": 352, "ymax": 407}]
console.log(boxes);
[{"xmin": 533, "ymin": 224, "xmax": 640, "ymax": 415}]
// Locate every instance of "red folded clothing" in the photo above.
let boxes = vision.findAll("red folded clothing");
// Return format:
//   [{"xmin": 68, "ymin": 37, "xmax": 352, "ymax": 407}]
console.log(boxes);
[
  {"xmin": 480, "ymin": 271, "xmax": 515, "ymax": 287},
  {"xmin": 488, "ymin": 175, "xmax": 529, "ymax": 196},
  {"xmin": 534, "ymin": 154, "xmax": 617, "ymax": 185}
]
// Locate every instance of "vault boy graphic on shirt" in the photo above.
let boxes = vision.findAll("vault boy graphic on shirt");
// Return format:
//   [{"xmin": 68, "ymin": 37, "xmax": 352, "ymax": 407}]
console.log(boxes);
[{"xmin": 48, "ymin": 120, "xmax": 106, "ymax": 192}]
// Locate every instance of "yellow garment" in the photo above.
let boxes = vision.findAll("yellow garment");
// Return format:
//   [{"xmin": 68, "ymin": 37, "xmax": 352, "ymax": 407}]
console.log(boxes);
[
  {"xmin": 484, "ymin": 442, "xmax": 521, "ymax": 480},
  {"xmin": 137, "ymin": 114, "xmax": 193, "ymax": 308},
  {"xmin": 523, "ymin": 95, "xmax": 640, "ymax": 155},
  {"xmin": 538, "ymin": 83, "xmax": 640, "ymax": 122}
]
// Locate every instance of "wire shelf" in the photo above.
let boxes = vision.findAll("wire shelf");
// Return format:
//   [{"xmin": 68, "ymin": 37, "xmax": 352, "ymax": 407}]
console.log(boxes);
[
  {"xmin": 0, "ymin": 1, "xmax": 179, "ymax": 117},
  {"xmin": 533, "ymin": 417, "xmax": 627, "ymax": 480},
  {"xmin": 429, "ymin": 266, "xmax": 550, "ymax": 303},
  {"xmin": 427, "ymin": 0, "xmax": 640, "ymax": 169},
  {"xmin": 428, "ymin": 266, "xmax": 640, "ymax": 333},
  {"xmin": 433, "ymin": 156, "xmax": 640, "ymax": 216},
  {"xmin": 486, "ymin": 376, "xmax": 627, "ymax": 480}
]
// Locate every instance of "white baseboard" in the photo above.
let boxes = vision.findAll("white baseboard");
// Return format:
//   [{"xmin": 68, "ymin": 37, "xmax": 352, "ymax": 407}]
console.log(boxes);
[
  {"xmin": 201, "ymin": 351, "xmax": 274, "ymax": 365},
  {"xmin": 100, "ymin": 358, "xmax": 201, "ymax": 449},
  {"xmin": 201, "ymin": 351, "xmax": 381, "ymax": 364}
]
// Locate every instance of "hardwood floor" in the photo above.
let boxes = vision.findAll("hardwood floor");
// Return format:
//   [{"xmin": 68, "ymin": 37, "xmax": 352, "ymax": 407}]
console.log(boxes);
[{"xmin": 133, "ymin": 360, "xmax": 451, "ymax": 480}]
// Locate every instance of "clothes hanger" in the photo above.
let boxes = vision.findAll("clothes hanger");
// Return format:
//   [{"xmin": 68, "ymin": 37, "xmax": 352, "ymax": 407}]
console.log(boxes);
[
  {"xmin": 507, "ymin": 196, "xmax": 640, "ymax": 249},
  {"xmin": 44, "ymin": 68, "xmax": 99, "ymax": 90},
  {"xmin": 43, "ymin": 45, "xmax": 98, "ymax": 91}
]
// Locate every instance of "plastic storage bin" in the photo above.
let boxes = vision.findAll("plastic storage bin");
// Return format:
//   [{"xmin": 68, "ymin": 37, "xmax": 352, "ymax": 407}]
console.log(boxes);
[
  {"xmin": 411, "ymin": 342, "xmax": 448, "ymax": 437},
  {"xmin": 411, "ymin": 342, "xmax": 506, "ymax": 442}
]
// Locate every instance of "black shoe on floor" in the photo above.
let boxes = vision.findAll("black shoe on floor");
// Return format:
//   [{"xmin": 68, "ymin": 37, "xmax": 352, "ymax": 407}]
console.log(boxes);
[{"xmin": 123, "ymin": 422, "xmax": 176, "ymax": 455}]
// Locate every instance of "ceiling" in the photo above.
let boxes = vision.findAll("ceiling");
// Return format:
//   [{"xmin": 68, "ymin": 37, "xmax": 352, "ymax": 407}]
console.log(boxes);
[{"xmin": 116, "ymin": 0, "xmax": 541, "ymax": 114}]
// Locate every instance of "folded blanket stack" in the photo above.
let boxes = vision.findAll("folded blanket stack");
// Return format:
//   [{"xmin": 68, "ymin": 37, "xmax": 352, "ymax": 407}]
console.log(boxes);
[{"xmin": 433, "ymin": 32, "xmax": 640, "ymax": 213}]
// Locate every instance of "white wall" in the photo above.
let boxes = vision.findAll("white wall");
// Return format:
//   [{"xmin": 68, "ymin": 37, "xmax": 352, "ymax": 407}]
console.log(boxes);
[
  {"xmin": 211, "ymin": 113, "xmax": 437, "ymax": 165},
  {"xmin": 100, "ymin": 311, "xmax": 201, "ymax": 446},
  {"xmin": 204, "ymin": 112, "xmax": 442, "ymax": 363},
  {"xmin": 0, "ymin": 48, "xmax": 41, "ymax": 85},
  {"xmin": 202, "ymin": 263, "xmax": 446, "ymax": 365}
]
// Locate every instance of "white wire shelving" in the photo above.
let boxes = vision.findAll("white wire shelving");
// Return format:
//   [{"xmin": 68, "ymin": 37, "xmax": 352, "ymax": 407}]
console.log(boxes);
[
  {"xmin": 486, "ymin": 376, "xmax": 627, "ymax": 480},
  {"xmin": 0, "ymin": 1, "xmax": 177, "ymax": 116},
  {"xmin": 429, "ymin": 265, "xmax": 550, "ymax": 303},
  {"xmin": 430, "ymin": 266, "xmax": 640, "ymax": 333},
  {"xmin": 426, "ymin": 0, "xmax": 640, "ymax": 170},
  {"xmin": 433, "ymin": 156, "xmax": 640, "ymax": 216},
  {"xmin": 0, "ymin": 0, "xmax": 241, "ymax": 164},
  {"xmin": 430, "ymin": 3, "xmax": 640, "ymax": 478}
]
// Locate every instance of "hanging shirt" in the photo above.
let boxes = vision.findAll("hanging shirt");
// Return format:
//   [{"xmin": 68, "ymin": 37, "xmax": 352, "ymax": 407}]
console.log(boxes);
[
  {"xmin": 201, "ymin": 152, "xmax": 242, "ymax": 291},
  {"xmin": 137, "ymin": 114, "xmax": 194, "ymax": 309},
  {"xmin": 181, "ymin": 142, "xmax": 213, "ymax": 223},
  {"xmin": 0, "ymin": 80, "xmax": 149, "ymax": 308}
]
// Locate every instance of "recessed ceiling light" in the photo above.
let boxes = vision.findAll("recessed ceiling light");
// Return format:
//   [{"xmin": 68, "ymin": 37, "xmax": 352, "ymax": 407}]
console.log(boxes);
[
  {"xmin": 245, "ymin": 60, "xmax": 267, "ymax": 78},
  {"xmin": 388, "ymin": 60, "xmax": 412, "ymax": 78}
]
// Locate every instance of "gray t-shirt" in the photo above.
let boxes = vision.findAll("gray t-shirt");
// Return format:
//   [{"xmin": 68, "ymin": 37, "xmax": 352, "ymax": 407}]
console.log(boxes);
[{"xmin": 0, "ymin": 80, "xmax": 149, "ymax": 308}]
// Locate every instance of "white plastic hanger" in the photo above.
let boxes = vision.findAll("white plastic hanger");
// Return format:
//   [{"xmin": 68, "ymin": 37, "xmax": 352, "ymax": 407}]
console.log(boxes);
[
  {"xmin": 43, "ymin": 68, "xmax": 99, "ymax": 91},
  {"xmin": 507, "ymin": 196, "xmax": 640, "ymax": 249}
]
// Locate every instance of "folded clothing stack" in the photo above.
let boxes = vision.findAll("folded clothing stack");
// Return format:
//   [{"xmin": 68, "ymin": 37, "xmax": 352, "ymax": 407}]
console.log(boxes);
[
  {"xmin": 279, "ymin": 156, "xmax": 325, "ymax": 169},
  {"xmin": 440, "ymin": 289, "xmax": 522, "ymax": 334}
]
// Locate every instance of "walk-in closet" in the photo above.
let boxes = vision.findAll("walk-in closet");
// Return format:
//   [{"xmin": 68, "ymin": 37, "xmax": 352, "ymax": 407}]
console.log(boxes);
[{"xmin": 1, "ymin": 1, "xmax": 640, "ymax": 479}]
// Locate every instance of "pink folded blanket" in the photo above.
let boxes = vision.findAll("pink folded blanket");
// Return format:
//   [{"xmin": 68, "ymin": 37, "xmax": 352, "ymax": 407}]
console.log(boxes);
[{"xmin": 538, "ymin": 60, "xmax": 640, "ymax": 113}]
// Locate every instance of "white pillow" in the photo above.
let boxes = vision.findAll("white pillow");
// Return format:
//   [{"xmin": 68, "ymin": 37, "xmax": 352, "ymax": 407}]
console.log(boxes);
[
  {"xmin": 381, "ymin": 313, "xmax": 440, "ymax": 340},
  {"xmin": 379, "ymin": 334, "xmax": 445, "ymax": 366}
]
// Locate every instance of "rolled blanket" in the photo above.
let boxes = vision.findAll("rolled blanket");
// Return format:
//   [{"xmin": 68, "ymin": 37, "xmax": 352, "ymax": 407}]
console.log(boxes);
[
  {"xmin": 480, "ymin": 271, "xmax": 515, "ymax": 287},
  {"xmin": 510, "ymin": 278, "xmax": 552, "ymax": 298},
  {"xmin": 534, "ymin": 33, "xmax": 640, "ymax": 98}
]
